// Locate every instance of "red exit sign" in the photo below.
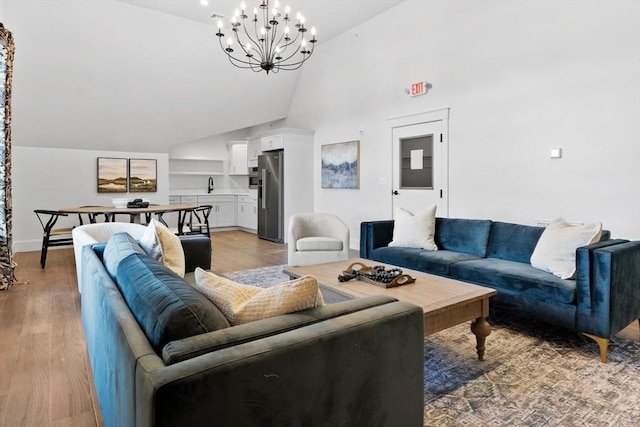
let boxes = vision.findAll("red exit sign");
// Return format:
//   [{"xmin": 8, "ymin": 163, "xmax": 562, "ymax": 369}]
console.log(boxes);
[{"xmin": 410, "ymin": 81, "xmax": 426, "ymax": 97}]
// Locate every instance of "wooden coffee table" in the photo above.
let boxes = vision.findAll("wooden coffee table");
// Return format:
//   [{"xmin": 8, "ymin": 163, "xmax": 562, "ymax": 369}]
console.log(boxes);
[{"xmin": 284, "ymin": 258, "xmax": 498, "ymax": 361}]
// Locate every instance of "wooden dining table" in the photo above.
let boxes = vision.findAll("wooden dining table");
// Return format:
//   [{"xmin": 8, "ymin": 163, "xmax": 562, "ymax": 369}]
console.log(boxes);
[{"xmin": 59, "ymin": 204, "xmax": 198, "ymax": 235}]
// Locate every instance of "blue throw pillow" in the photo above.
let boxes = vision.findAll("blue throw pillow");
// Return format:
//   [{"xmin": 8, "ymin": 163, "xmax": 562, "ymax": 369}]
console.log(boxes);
[
  {"xmin": 103, "ymin": 232, "xmax": 147, "ymax": 281},
  {"xmin": 115, "ymin": 253, "xmax": 230, "ymax": 353}
]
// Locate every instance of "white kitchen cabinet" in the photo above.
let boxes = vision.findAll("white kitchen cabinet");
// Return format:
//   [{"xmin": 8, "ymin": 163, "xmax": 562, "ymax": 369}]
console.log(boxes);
[
  {"xmin": 237, "ymin": 196, "xmax": 257, "ymax": 231},
  {"xmin": 247, "ymin": 138, "xmax": 261, "ymax": 167},
  {"xmin": 229, "ymin": 143, "xmax": 248, "ymax": 175},
  {"xmin": 198, "ymin": 195, "xmax": 236, "ymax": 227},
  {"xmin": 260, "ymin": 133, "xmax": 284, "ymax": 152}
]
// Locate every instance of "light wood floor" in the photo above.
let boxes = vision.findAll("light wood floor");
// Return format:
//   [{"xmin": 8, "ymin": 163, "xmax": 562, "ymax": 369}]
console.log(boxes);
[{"xmin": 0, "ymin": 230, "xmax": 638, "ymax": 426}]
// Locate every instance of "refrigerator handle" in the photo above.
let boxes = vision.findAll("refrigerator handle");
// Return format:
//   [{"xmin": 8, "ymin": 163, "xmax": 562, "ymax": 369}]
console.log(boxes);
[{"xmin": 261, "ymin": 168, "xmax": 267, "ymax": 210}]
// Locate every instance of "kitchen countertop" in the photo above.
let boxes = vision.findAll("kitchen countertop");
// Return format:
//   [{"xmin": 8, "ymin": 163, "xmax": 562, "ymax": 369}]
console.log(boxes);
[{"xmin": 170, "ymin": 190, "xmax": 256, "ymax": 197}]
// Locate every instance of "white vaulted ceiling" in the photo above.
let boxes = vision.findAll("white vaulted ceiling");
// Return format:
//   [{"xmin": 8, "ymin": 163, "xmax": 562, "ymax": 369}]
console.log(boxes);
[{"xmin": 4, "ymin": 0, "xmax": 402, "ymax": 153}]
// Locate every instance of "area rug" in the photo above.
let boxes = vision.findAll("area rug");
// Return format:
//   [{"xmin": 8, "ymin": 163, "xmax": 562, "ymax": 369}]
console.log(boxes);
[{"xmin": 225, "ymin": 265, "xmax": 640, "ymax": 426}]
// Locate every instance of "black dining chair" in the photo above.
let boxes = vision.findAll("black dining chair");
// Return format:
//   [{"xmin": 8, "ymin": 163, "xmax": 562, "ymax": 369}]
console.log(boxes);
[
  {"xmin": 34, "ymin": 209, "xmax": 76, "ymax": 268},
  {"xmin": 186, "ymin": 205, "xmax": 212, "ymax": 235}
]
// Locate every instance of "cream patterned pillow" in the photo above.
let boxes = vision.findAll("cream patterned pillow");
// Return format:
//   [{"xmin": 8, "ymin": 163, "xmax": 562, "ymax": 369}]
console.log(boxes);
[
  {"xmin": 194, "ymin": 268, "xmax": 324, "ymax": 325},
  {"xmin": 530, "ymin": 218, "xmax": 602, "ymax": 279},
  {"xmin": 388, "ymin": 206, "xmax": 438, "ymax": 250},
  {"xmin": 138, "ymin": 219, "xmax": 186, "ymax": 278}
]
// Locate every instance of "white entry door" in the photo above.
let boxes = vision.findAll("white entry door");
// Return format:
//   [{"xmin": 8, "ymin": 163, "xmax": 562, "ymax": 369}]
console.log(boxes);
[{"xmin": 392, "ymin": 120, "xmax": 448, "ymax": 217}]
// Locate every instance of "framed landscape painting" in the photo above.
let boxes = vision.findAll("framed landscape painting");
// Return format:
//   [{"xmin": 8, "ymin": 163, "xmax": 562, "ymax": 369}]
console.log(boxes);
[
  {"xmin": 321, "ymin": 140, "xmax": 360, "ymax": 189},
  {"xmin": 97, "ymin": 157, "xmax": 127, "ymax": 193},
  {"xmin": 128, "ymin": 158, "xmax": 157, "ymax": 192}
]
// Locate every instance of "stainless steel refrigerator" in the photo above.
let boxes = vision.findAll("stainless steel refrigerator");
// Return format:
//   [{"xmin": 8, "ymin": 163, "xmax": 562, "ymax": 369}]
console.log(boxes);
[{"xmin": 257, "ymin": 150, "xmax": 284, "ymax": 243}]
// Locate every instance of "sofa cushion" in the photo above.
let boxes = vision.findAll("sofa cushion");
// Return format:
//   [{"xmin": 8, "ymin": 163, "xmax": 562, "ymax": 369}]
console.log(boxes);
[
  {"xmin": 103, "ymin": 232, "xmax": 147, "ymax": 281},
  {"xmin": 115, "ymin": 253, "xmax": 230, "ymax": 353},
  {"xmin": 138, "ymin": 219, "xmax": 186, "ymax": 278},
  {"xmin": 435, "ymin": 218, "xmax": 492, "ymax": 257},
  {"xmin": 195, "ymin": 268, "xmax": 324, "ymax": 325},
  {"xmin": 371, "ymin": 246, "xmax": 481, "ymax": 276},
  {"xmin": 296, "ymin": 236, "xmax": 343, "ymax": 252},
  {"xmin": 487, "ymin": 222, "xmax": 544, "ymax": 263},
  {"xmin": 450, "ymin": 258, "xmax": 576, "ymax": 304},
  {"xmin": 388, "ymin": 206, "xmax": 438, "ymax": 250},
  {"xmin": 530, "ymin": 218, "xmax": 602, "ymax": 279}
]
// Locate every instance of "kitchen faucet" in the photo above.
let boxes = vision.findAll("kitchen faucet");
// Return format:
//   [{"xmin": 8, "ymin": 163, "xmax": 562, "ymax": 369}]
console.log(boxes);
[{"xmin": 207, "ymin": 177, "xmax": 214, "ymax": 193}]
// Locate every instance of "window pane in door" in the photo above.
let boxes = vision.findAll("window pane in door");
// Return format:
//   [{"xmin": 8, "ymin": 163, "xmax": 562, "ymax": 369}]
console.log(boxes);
[{"xmin": 400, "ymin": 135, "xmax": 433, "ymax": 189}]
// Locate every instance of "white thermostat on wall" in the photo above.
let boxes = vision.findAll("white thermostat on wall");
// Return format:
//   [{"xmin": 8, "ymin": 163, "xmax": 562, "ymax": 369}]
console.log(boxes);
[{"xmin": 550, "ymin": 148, "xmax": 562, "ymax": 159}]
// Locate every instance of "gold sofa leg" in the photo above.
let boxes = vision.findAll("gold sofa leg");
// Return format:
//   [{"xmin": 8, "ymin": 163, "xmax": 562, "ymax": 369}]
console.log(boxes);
[{"xmin": 583, "ymin": 333, "xmax": 609, "ymax": 363}]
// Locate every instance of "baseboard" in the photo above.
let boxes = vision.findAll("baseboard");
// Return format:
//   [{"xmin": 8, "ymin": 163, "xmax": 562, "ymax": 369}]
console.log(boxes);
[{"xmin": 13, "ymin": 239, "xmax": 42, "ymax": 253}]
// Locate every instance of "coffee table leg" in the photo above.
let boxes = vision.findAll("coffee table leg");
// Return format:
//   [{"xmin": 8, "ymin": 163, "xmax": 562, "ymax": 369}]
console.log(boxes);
[{"xmin": 470, "ymin": 317, "xmax": 491, "ymax": 361}]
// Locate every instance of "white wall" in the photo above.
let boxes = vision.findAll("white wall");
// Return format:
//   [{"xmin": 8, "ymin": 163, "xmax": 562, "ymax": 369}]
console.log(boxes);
[
  {"xmin": 286, "ymin": 0, "xmax": 640, "ymax": 245},
  {"xmin": 13, "ymin": 146, "xmax": 169, "ymax": 252}
]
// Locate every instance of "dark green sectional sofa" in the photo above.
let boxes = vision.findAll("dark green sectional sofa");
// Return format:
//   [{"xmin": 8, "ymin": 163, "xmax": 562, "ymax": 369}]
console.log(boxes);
[
  {"xmin": 80, "ymin": 232, "xmax": 425, "ymax": 427},
  {"xmin": 360, "ymin": 218, "xmax": 640, "ymax": 362}
]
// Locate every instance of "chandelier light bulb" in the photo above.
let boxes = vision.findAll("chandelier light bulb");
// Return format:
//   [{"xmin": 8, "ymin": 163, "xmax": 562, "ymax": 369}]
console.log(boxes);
[
  {"xmin": 284, "ymin": 26, "xmax": 290, "ymax": 34},
  {"xmin": 311, "ymin": 27, "xmax": 316, "ymax": 36},
  {"xmin": 246, "ymin": 42, "xmax": 251, "ymax": 51},
  {"xmin": 234, "ymin": 9, "xmax": 240, "ymax": 17},
  {"xmin": 200, "ymin": 0, "xmax": 209, "ymax": 6},
  {"xmin": 285, "ymin": 5, "xmax": 290, "ymax": 14},
  {"xmin": 299, "ymin": 15, "xmax": 305, "ymax": 25},
  {"xmin": 217, "ymin": 20, "xmax": 224, "ymax": 29},
  {"xmin": 301, "ymin": 39, "xmax": 307, "ymax": 47},
  {"xmin": 274, "ymin": 1, "xmax": 280, "ymax": 8},
  {"xmin": 227, "ymin": 38, "xmax": 233, "ymax": 46},
  {"xmin": 240, "ymin": 2, "xmax": 246, "ymax": 11},
  {"xmin": 261, "ymin": 27, "xmax": 266, "ymax": 35}
]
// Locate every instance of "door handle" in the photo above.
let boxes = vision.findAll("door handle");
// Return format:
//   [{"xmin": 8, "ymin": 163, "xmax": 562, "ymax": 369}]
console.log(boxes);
[{"xmin": 392, "ymin": 190, "xmax": 399, "ymax": 195}]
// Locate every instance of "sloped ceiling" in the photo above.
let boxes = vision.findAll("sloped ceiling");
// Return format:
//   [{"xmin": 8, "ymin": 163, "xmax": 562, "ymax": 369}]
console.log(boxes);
[{"xmin": 3, "ymin": 0, "xmax": 402, "ymax": 153}]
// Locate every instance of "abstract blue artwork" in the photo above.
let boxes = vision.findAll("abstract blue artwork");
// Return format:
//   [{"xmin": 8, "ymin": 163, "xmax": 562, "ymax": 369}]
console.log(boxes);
[{"xmin": 321, "ymin": 140, "xmax": 360, "ymax": 189}]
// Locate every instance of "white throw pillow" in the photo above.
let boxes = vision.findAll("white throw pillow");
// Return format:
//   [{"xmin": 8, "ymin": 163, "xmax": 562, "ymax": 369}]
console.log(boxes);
[
  {"xmin": 138, "ymin": 219, "xmax": 186, "ymax": 277},
  {"xmin": 194, "ymin": 268, "xmax": 324, "ymax": 325},
  {"xmin": 388, "ymin": 206, "xmax": 438, "ymax": 251},
  {"xmin": 530, "ymin": 218, "xmax": 602, "ymax": 279}
]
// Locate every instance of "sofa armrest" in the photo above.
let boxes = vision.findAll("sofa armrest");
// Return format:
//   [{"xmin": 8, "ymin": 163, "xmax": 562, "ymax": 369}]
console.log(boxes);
[
  {"xmin": 576, "ymin": 240, "xmax": 640, "ymax": 337},
  {"xmin": 162, "ymin": 295, "xmax": 397, "ymax": 364},
  {"xmin": 138, "ymin": 300, "xmax": 425, "ymax": 427},
  {"xmin": 360, "ymin": 220, "xmax": 395, "ymax": 259},
  {"xmin": 575, "ymin": 239, "xmax": 628, "ymax": 310},
  {"xmin": 179, "ymin": 235, "xmax": 211, "ymax": 273}
]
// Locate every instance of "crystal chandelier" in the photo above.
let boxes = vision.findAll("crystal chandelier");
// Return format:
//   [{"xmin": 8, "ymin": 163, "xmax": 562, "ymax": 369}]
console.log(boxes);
[{"xmin": 214, "ymin": 1, "xmax": 317, "ymax": 74}]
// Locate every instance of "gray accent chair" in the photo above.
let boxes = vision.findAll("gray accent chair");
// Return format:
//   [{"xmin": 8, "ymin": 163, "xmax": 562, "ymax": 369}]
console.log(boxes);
[{"xmin": 288, "ymin": 212, "xmax": 350, "ymax": 266}]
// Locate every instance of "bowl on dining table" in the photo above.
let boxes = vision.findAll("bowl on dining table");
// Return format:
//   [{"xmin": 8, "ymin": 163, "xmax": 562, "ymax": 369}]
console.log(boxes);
[{"xmin": 111, "ymin": 198, "xmax": 130, "ymax": 209}]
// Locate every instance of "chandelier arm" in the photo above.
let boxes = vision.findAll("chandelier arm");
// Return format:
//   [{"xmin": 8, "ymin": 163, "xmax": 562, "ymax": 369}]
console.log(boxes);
[
  {"xmin": 219, "ymin": 36, "xmax": 263, "ymax": 69},
  {"xmin": 277, "ymin": 27, "xmax": 301, "ymax": 52},
  {"xmin": 274, "ymin": 38, "xmax": 313, "ymax": 67},
  {"xmin": 241, "ymin": 18, "xmax": 265, "ymax": 58},
  {"xmin": 262, "ymin": 6, "xmax": 274, "ymax": 63},
  {"xmin": 232, "ymin": 26, "xmax": 260, "ymax": 63}
]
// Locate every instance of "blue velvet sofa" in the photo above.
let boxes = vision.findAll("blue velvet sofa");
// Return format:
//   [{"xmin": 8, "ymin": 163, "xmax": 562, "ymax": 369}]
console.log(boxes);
[
  {"xmin": 80, "ymin": 232, "xmax": 425, "ymax": 427},
  {"xmin": 360, "ymin": 218, "xmax": 640, "ymax": 362}
]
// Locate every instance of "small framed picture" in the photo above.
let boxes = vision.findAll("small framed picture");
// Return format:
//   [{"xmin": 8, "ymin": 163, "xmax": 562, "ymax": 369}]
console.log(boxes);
[
  {"xmin": 97, "ymin": 157, "xmax": 128, "ymax": 193},
  {"xmin": 128, "ymin": 158, "xmax": 157, "ymax": 192},
  {"xmin": 321, "ymin": 140, "xmax": 360, "ymax": 189}
]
